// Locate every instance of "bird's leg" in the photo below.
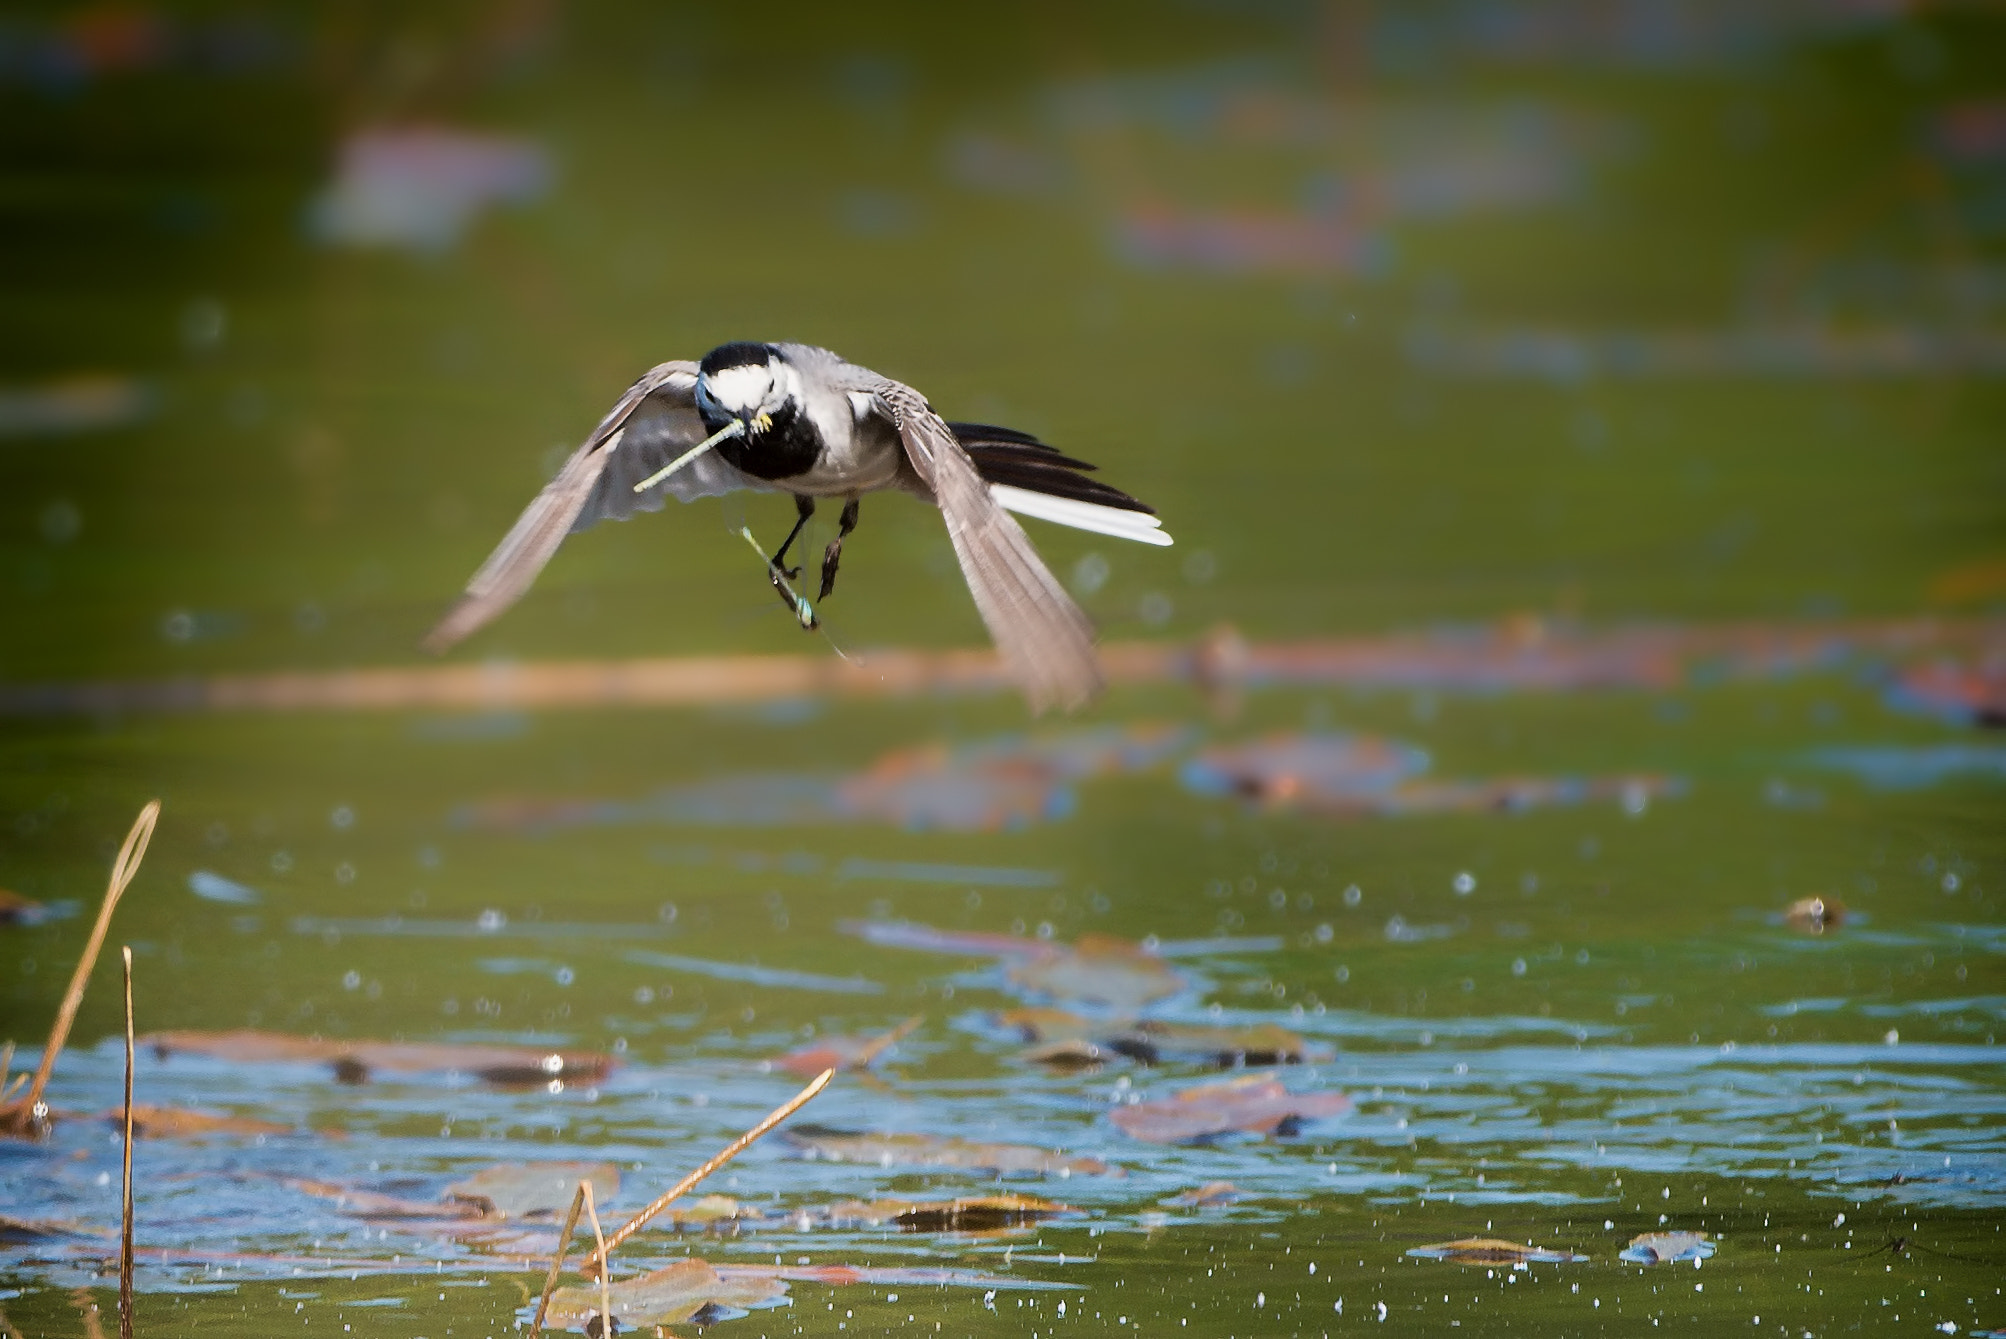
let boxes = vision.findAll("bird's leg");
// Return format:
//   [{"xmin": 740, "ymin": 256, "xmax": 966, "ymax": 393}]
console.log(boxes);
[
  {"xmin": 768, "ymin": 494, "xmax": 815, "ymax": 580},
  {"xmin": 818, "ymin": 497, "xmax": 860, "ymax": 601}
]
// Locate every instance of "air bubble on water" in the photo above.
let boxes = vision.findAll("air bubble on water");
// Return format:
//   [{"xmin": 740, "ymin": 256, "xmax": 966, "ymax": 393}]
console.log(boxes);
[
  {"xmin": 1343, "ymin": 884, "xmax": 1363, "ymax": 908},
  {"xmin": 342, "ymin": 970, "xmax": 361, "ymax": 991},
  {"xmin": 1512, "ymin": 957, "xmax": 1527, "ymax": 976},
  {"xmin": 1071, "ymin": 553, "xmax": 1109, "ymax": 596},
  {"xmin": 330, "ymin": 805, "xmax": 355, "ymax": 830},
  {"xmin": 554, "ymin": 966, "xmax": 574, "ymax": 986},
  {"xmin": 477, "ymin": 909, "xmax": 506, "ymax": 932},
  {"xmin": 1453, "ymin": 871, "xmax": 1476, "ymax": 894}
]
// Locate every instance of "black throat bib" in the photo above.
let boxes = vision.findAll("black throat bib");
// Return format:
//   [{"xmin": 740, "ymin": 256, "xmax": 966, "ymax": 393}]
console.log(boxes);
[{"xmin": 707, "ymin": 400, "xmax": 822, "ymax": 482}]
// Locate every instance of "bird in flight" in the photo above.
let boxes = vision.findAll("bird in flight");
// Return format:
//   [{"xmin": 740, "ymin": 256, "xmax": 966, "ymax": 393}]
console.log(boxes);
[{"xmin": 423, "ymin": 342, "xmax": 1172, "ymax": 712}]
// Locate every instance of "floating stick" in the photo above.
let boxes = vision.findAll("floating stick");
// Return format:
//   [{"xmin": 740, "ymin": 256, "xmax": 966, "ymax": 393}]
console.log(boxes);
[
  {"xmin": 7, "ymin": 800, "xmax": 158, "ymax": 1136},
  {"xmin": 582, "ymin": 1181, "xmax": 613, "ymax": 1339},
  {"xmin": 583, "ymin": 1067, "xmax": 833, "ymax": 1278},
  {"xmin": 526, "ymin": 1182, "xmax": 587, "ymax": 1339},
  {"xmin": 631, "ymin": 419, "xmax": 745, "ymax": 493},
  {"xmin": 118, "ymin": 946, "xmax": 135, "ymax": 1339}
]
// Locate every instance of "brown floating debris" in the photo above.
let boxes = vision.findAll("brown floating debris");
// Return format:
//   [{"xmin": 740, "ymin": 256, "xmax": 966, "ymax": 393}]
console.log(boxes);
[
  {"xmin": 280, "ymin": 1177, "xmax": 485, "ymax": 1221},
  {"xmin": 1406, "ymin": 1237, "xmax": 1589, "ymax": 1264},
  {"xmin": 4, "ymin": 800, "xmax": 158, "ymax": 1138},
  {"xmin": 142, "ymin": 1029, "xmax": 616, "ymax": 1087},
  {"xmin": 1169, "ymin": 1181, "xmax": 1242, "ymax": 1207},
  {"xmin": 446, "ymin": 1162, "xmax": 620, "ymax": 1220},
  {"xmin": 806, "ymin": 1193, "xmax": 1072, "ymax": 1232},
  {"xmin": 1784, "ymin": 895, "xmax": 1844, "ymax": 934},
  {"xmin": 546, "ymin": 1257, "xmax": 788, "ymax": 1332},
  {"xmin": 1109, "ymin": 1074, "xmax": 1352, "ymax": 1144},
  {"xmin": 1, "ymin": 1215, "xmax": 104, "ymax": 1243},
  {"xmin": 997, "ymin": 1007, "xmax": 1102, "ymax": 1043},
  {"xmin": 770, "ymin": 1015, "xmax": 922, "ymax": 1077},
  {"xmin": 101, "ymin": 1104, "xmax": 300, "ymax": 1140},
  {"xmin": 1005, "ymin": 935, "xmax": 1189, "ymax": 1010},
  {"xmin": 1110, "ymin": 1020, "xmax": 1321, "ymax": 1066},
  {"xmin": 1022, "ymin": 1037, "xmax": 1116, "ymax": 1070},
  {"xmin": 783, "ymin": 1124, "xmax": 1114, "ymax": 1177},
  {"xmin": 653, "ymin": 1194, "xmax": 764, "ymax": 1231}
]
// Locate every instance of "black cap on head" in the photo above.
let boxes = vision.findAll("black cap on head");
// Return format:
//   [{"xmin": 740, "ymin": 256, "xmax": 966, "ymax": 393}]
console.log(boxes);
[{"xmin": 700, "ymin": 342, "xmax": 776, "ymax": 376}]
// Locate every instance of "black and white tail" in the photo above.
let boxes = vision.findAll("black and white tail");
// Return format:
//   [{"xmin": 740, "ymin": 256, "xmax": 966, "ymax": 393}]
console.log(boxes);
[{"xmin": 949, "ymin": 422, "xmax": 1173, "ymax": 547}]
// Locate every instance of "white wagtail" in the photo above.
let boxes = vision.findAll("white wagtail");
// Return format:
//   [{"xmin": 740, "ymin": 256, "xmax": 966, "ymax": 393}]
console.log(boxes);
[{"xmin": 424, "ymin": 342, "xmax": 1171, "ymax": 712}]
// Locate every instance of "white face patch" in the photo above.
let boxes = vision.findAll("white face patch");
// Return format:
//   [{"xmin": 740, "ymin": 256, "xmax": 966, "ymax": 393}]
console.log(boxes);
[{"xmin": 704, "ymin": 362, "xmax": 774, "ymax": 417}]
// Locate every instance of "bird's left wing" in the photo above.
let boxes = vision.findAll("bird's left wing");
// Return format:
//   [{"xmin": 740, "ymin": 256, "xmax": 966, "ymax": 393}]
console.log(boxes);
[
  {"xmin": 847, "ymin": 368, "xmax": 1103, "ymax": 714},
  {"xmin": 422, "ymin": 359, "xmax": 707, "ymax": 653}
]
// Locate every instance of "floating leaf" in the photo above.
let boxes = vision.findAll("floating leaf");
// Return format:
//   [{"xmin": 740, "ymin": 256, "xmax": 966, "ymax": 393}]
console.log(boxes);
[
  {"xmin": 1110, "ymin": 1020, "xmax": 1320, "ymax": 1066},
  {"xmin": 1007, "ymin": 935, "xmax": 1188, "ymax": 1010},
  {"xmin": 769, "ymin": 1015, "xmax": 921, "ymax": 1077},
  {"xmin": 144, "ymin": 1029, "xmax": 615, "ymax": 1086},
  {"xmin": 996, "ymin": 1006, "xmax": 1101, "ymax": 1042},
  {"xmin": 1621, "ymin": 1231, "xmax": 1714, "ymax": 1264},
  {"xmin": 1168, "ymin": 1181, "xmax": 1242, "ymax": 1207},
  {"xmin": 725, "ymin": 1262, "xmax": 1073, "ymax": 1291},
  {"xmin": 805, "ymin": 1193, "xmax": 1072, "ymax": 1232},
  {"xmin": 654, "ymin": 1193, "xmax": 764, "ymax": 1230},
  {"xmin": 1109, "ymin": 1075, "xmax": 1351, "ymax": 1144},
  {"xmin": 1023, "ymin": 1037, "xmax": 1115, "ymax": 1069},
  {"xmin": 280, "ymin": 1177, "xmax": 484, "ymax": 1221},
  {"xmin": 102, "ymin": 1104, "xmax": 300, "ymax": 1140},
  {"xmin": 445, "ymin": 1162, "xmax": 618, "ymax": 1219},
  {"xmin": 1784, "ymin": 896, "xmax": 1844, "ymax": 934},
  {"xmin": 543, "ymin": 1257, "xmax": 787, "ymax": 1330},
  {"xmin": 0, "ymin": 1215, "xmax": 103, "ymax": 1242},
  {"xmin": 1406, "ymin": 1238, "xmax": 1588, "ymax": 1264},
  {"xmin": 782, "ymin": 1124, "xmax": 1113, "ymax": 1176}
]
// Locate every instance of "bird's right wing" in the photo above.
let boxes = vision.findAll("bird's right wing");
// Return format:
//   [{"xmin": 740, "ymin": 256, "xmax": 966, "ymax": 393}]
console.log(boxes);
[
  {"xmin": 423, "ymin": 359, "xmax": 744, "ymax": 653},
  {"xmin": 857, "ymin": 372, "xmax": 1103, "ymax": 714}
]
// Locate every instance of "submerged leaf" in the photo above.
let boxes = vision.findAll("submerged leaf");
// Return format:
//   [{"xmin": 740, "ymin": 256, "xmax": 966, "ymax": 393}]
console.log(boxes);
[
  {"xmin": 144, "ymin": 1029, "xmax": 615, "ymax": 1086},
  {"xmin": 103, "ymin": 1104, "xmax": 300, "ymax": 1140},
  {"xmin": 1109, "ymin": 1075, "xmax": 1351, "ymax": 1144},
  {"xmin": 1621, "ymin": 1231, "xmax": 1714, "ymax": 1264},
  {"xmin": 544, "ymin": 1256, "xmax": 787, "ymax": 1330},
  {"xmin": 445, "ymin": 1162, "xmax": 618, "ymax": 1220},
  {"xmin": 1007, "ymin": 935, "xmax": 1188, "ymax": 1010},
  {"xmin": 782, "ymin": 1124, "xmax": 1113, "ymax": 1176},
  {"xmin": 1406, "ymin": 1238, "xmax": 1588, "ymax": 1264}
]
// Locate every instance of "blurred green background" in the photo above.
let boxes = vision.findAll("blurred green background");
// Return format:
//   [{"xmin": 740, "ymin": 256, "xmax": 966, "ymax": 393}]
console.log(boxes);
[{"xmin": 3, "ymin": 1, "xmax": 2001, "ymax": 684}]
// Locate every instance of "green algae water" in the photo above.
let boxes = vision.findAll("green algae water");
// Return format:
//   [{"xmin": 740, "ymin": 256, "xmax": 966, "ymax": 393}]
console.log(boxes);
[{"xmin": 3, "ymin": 5, "xmax": 2002, "ymax": 1336}]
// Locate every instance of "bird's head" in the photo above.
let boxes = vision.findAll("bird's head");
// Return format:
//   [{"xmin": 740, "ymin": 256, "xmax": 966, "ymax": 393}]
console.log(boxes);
[{"xmin": 696, "ymin": 342, "xmax": 797, "ymax": 437}]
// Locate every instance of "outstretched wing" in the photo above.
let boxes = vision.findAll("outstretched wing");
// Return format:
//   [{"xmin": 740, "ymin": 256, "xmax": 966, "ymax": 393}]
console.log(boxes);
[
  {"xmin": 854, "ymin": 371, "xmax": 1102, "ymax": 714},
  {"xmin": 423, "ymin": 359, "xmax": 755, "ymax": 653}
]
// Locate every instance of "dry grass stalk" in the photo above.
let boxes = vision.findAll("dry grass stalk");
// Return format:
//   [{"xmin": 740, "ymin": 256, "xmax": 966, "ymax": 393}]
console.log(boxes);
[
  {"xmin": 583, "ymin": 1067, "xmax": 834, "ymax": 1278},
  {"xmin": 119, "ymin": 946, "xmax": 135, "ymax": 1339},
  {"xmin": 5, "ymin": 800, "xmax": 159, "ymax": 1137},
  {"xmin": 525, "ymin": 1181, "xmax": 587, "ymax": 1339},
  {"xmin": 582, "ymin": 1181, "xmax": 612, "ymax": 1339}
]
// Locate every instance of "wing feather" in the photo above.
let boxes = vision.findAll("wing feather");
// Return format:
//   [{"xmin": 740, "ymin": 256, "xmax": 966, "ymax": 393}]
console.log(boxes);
[
  {"xmin": 864, "ymin": 377, "xmax": 1103, "ymax": 714},
  {"xmin": 423, "ymin": 359, "xmax": 736, "ymax": 653}
]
